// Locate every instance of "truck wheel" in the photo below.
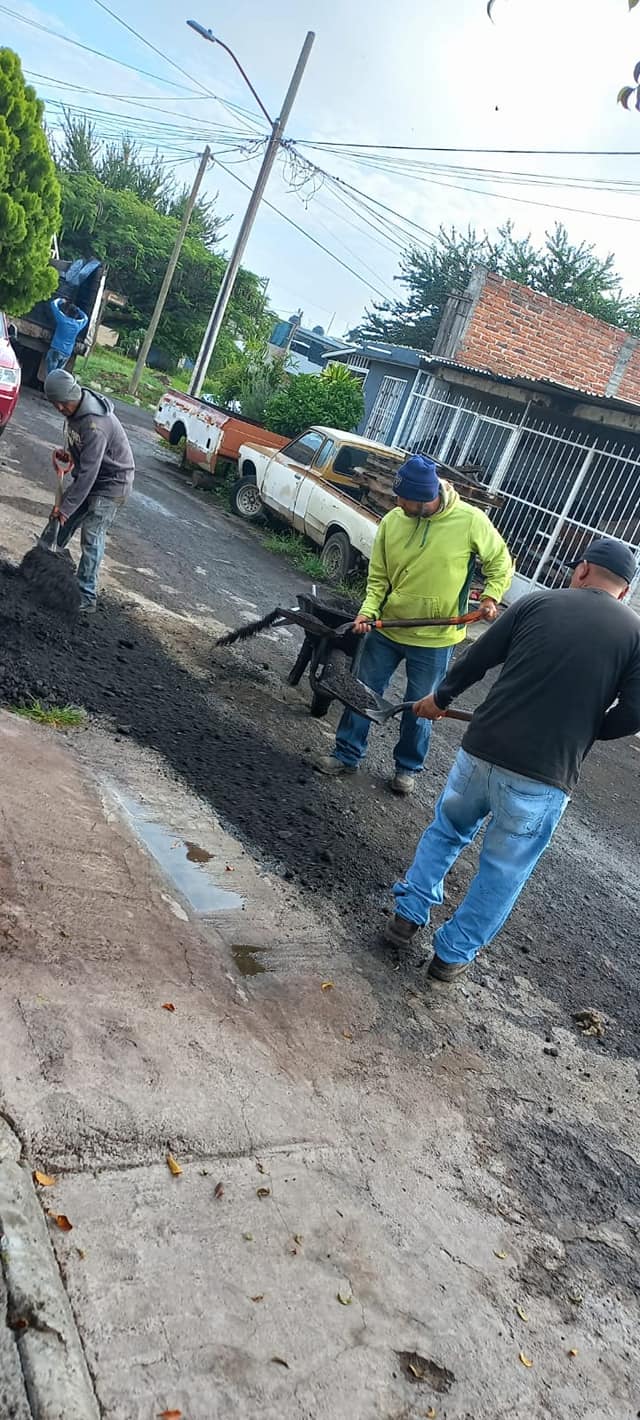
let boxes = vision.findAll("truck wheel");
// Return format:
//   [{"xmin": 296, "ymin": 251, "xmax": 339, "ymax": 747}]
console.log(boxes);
[
  {"xmin": 321, "ymin": 530, "xmax": 353, "ymax": 583},
  {"xmin": 230, "ymin": 475, "xmax": 264, "ymax": 522}
]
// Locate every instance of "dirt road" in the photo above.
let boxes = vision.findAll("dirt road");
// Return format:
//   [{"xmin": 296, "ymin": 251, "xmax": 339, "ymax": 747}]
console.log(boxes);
[{"xmin": 0, "ymin": 391, "xmax": 639, "ymax": 1418}]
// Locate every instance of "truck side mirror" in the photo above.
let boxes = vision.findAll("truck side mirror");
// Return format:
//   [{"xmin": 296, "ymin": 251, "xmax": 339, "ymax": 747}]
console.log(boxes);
[{"xmin": 7, "ymin": 323, "xmax": 17, "ymax": 342}]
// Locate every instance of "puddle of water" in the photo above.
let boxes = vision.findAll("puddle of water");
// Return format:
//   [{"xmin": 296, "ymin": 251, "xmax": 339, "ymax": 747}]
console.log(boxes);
[
  {"xmin": 231, "ymin": 945, "xmax": 270, "ymax": 977},
  {"xmin": 132, "ymin": 490, "xmax": 172, "ymax": 519},
  {"xmin": 107, "ymin": 786, "xmax": 244, "ymax": 914}
]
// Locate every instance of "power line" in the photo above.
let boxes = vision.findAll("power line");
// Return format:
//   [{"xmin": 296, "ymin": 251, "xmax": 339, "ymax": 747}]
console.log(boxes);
[
  {"xmin": 294, "ymin": 139, "xmax": 640, "ymax": 158},
  {"xmin": 87, "ymin": 0, "xmax": 267, "ymax": 135},
  {"xmin": 0, "ymin": 4, "xmax": 198, "ymax": 92},
  {"xmin": 291, "ymin": 145, "xmax": 640, "ymax": 230},
  {"xmin": 214, "ymin": 158, "xmax": 391, "ymax": 301}
]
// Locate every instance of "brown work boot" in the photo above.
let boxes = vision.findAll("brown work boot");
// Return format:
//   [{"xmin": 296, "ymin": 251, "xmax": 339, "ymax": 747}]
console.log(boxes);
[
  {"xmin": 384, "ymin": 914, "xmax": 422, "ymax": 948},
  {"xmin": 428, "ymin": 955, "xmax": 471, "ymax": 983}
]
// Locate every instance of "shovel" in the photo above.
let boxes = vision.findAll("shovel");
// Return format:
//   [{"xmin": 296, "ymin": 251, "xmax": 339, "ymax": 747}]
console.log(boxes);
[
  {"xmin": 355, "ymin": 691, "xmax": 473, "ymax": 726},
  {"xmin": 18, "ymin": 451, "xmax": 81, "ymax": 617},
  {"xmin": 310, "ymin": 652, "xmax": 473, "ymax": 725}
]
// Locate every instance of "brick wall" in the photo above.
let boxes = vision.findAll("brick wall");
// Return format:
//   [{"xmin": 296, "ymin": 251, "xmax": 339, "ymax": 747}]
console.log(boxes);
[{"xmin": 454, "ymin": 272, "xmax": 640, "ymax": 400}]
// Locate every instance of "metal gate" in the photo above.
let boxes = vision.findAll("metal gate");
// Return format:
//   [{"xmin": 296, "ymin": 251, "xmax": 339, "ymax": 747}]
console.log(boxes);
[
  {"xmin": 394, "ymin": 374, "xmax": 640, "ymax": 606},
  {"xmin": 364, "ymin": 375, "xmax": 407, "ymax": 443}
]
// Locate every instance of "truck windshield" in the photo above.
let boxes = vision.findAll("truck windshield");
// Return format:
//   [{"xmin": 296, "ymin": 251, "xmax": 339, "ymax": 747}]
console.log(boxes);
[{"xmin": 282, "ymin": 431, "xmax": 325, "ymax": 466}]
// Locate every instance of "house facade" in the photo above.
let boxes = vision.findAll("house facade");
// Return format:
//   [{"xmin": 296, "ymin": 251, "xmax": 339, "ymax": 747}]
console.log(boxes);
[
  {"xmin": 322, "ymin": 342, "xmax": 422, "ymax": 444},
  {"xmin": 357, "ymin": 272, "xmax": 640, "ymax": 606}
]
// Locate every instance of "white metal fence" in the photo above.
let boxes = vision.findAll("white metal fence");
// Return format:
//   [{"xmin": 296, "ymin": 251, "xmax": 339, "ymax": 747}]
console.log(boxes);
[
  {"xmin": 364, "ymin": 375, "xmax": 407, "ymax": 443},
  {"xmin": 395, "ymin": 374, "xmax": 640, "ymax": 605}
]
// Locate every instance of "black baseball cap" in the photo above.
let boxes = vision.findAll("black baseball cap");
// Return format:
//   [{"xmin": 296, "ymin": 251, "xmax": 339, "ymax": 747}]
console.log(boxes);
[{"xmin": 572, "ymin": 536, "xmax": 638, "ymax": 585}]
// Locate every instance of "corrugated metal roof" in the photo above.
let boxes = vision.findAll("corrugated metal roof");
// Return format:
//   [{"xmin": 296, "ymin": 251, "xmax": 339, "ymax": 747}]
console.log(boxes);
[
  {"xmin": 423, "ymin": 356, "xmax": 640, "ymax": 415},
  {"xmin": 324, "ymin": 342, "xmax": 423, "ymax": 367}
]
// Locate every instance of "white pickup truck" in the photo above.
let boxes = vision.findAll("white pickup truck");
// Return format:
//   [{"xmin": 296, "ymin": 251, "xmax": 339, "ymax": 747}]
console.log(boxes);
[{"xmin": 235, "ymin": 424, "xmax": 406, "ymax": 582}]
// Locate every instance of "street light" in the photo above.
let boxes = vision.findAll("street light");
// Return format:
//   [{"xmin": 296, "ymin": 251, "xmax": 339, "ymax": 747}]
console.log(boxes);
[
  {"xmin": 186, "ymin": 20, "xmax": 273, "ymax": 123},
  {"xmin": 186, "ymin": 19, "xmax": 315, "ymax": 397}
]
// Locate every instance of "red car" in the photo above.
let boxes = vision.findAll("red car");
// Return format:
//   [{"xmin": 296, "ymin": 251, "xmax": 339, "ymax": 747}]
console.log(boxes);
[{"xmin": 0, "ymin": 312, "xmax": 21, "ymax": 436}]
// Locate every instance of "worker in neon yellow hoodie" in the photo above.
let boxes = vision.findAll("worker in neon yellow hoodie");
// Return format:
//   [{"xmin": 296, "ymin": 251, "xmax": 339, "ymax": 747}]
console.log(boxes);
[{"xmin": 317, "ymin": 454, "xmax": 513, "ymax": 795}]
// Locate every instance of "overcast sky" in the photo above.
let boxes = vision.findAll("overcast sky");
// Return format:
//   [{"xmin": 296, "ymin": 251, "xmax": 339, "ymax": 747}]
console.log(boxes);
[{"xmin": 5, "ymin": 0, "xmax": 640, "ymax": 334}]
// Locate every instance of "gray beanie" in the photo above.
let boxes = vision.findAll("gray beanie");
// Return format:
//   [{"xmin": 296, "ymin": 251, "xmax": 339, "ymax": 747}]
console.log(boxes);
[{"xmin": 44, "ymin": 368, "xmax": 82, "ymax": 404}]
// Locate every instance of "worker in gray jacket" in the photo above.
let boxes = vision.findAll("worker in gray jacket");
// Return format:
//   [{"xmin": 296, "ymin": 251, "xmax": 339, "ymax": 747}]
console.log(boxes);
[{"xmin": 44, "ymin": 367, "xmax": 135, "ymax": 612}]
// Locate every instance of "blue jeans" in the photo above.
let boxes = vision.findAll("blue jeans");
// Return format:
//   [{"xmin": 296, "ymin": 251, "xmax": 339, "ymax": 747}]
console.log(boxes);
[
  {"xmin": 46, "ymin": 347, "xmax": 69, "ymax": 375},
  {"xmin": 58, "ymin": 494, "xmax": 124, "ymax": 602},
  {"xmin": 394, "ymin": 749, "xmax": 569, "ymax": 963},
  {"xmin": 334, "ymin": 630, "xmax": 452, "ymax": 774}
]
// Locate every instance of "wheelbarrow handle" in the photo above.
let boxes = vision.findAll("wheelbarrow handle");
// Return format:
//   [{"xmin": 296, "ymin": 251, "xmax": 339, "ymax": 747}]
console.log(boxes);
[{"xmin": 365, "ymin": 609, "xmax": 484, "ymax": 630}]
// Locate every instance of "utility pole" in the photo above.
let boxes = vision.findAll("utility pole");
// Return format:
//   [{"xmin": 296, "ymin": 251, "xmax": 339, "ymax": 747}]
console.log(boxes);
[
  {"xmin": 187, "ymin": 30, "xmax": 315, "ymax": 397},
  {"xmin": 129, "ymin": 146, "xmax": 211, "ymax": 396}
]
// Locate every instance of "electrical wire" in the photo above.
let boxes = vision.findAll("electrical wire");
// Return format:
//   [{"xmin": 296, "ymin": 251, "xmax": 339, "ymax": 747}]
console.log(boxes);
[
  {"xmin": 294, "ymin": 139, "xmax": 640, "ymax": 158},
  {"xmin": 87, "ymin": 0, "xmax": 268, "ymax": 136},
  {"xmin": 0, "ymin": 4, "xmax": 198, "ymax": 92},
  {"xmin": 214, "ymin": 158, "xmax": 392, "ymax": 301}
]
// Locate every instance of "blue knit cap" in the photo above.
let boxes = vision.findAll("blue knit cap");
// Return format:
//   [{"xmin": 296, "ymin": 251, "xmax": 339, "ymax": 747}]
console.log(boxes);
[{"xmin": 393, "ymin": 454, "xmax": 439, "ymax": 503}]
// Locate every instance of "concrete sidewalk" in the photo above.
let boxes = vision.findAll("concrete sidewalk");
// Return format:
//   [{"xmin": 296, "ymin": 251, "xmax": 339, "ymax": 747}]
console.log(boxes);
[{"xmin": 0, "ymin": 710, "xmax": 637, "ymax": 1420}]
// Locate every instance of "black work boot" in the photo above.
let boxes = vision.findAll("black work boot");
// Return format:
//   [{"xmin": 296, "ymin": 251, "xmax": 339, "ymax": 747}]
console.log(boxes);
[
  {"xmin": 384, "ymin": 914, "xmax": 422, "ymax": 948},
  {"xmin": 427, "ymin": 954, "xmax": 471, "ymax": 983}
]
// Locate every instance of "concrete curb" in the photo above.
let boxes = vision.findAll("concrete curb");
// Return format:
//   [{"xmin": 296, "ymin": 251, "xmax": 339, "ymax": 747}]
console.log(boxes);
[{"xmin": 0, "ymin": 1120, "xmax": 100, "ymax": 1420}]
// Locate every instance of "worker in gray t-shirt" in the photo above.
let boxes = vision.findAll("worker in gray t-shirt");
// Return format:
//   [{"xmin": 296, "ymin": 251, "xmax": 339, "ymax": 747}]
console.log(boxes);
[{"xmin": 385, "ymin": 536, "xmax": 640, "ymax": 982}]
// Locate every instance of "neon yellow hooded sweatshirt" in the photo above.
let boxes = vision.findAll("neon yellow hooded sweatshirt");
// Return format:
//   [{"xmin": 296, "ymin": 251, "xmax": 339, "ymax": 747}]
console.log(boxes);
[{"xmin": 359, "ymin": 482, "xmax": 513, "ymax": 648}]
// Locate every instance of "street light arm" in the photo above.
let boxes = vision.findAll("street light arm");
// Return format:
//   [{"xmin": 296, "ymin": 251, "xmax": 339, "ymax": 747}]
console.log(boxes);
[{"xmin": 187, "ymin": 19, "xmax": 273, "ymax": 124}]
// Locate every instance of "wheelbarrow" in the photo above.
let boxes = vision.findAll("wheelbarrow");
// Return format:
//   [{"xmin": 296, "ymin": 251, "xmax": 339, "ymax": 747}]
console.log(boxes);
[{"xmin": 216, "ymin": 591, "xmax": 482, "ymax": 720}]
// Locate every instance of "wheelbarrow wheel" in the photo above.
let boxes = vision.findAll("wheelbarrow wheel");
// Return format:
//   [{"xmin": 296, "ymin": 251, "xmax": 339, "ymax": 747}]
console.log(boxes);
[{"xmin": 310, "ymin": 689, "xmax": 332, "ymax": 718}]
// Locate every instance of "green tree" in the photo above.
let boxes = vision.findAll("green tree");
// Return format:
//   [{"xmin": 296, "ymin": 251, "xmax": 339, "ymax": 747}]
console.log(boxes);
[
  {"xmin": 58, "ymin": 170, "xmax": 266, "ymax": 365},
  {"xmin": 55, "ymin": 111, "xmax": 225, "ymax": 246},
  {"xmin": 211, "ymin": 327, "xmax": 286, "ymax": 420},
  {"xmin": 0, "ymin": 48, "xmax": 60, "ymax": 313},
  {"xmin": 265, "ymin": 363, "xmax": 365, "ymax": 438},
  {"xmin": 352, "ymin": 221, "xmax": 640, "ymax": 350}
]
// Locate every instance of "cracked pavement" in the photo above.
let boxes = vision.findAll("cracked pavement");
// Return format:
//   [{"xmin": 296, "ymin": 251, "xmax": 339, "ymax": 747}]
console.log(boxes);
[{"xmin": 0, "ymin": 394, "xmax": 639, "ymax": 1418}]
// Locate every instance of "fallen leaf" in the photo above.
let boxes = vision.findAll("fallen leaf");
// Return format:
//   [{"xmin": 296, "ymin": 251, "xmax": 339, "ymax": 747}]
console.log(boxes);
[
  {"xmin": 243, "ymin": 1232, "xmax": 254, "ymax": 1241},
  {"xmin": 294, "ymin": 1233, "xmax": 303, "ymax": 1245},
  {"xmin": 568, "ymin": 1348, "xmax": 578, "ymax": 1358},
  {"xmin": 33, "ymin": 1171, "xmax": 56, "ymax": 1187},
  {"xmin": 250, "ymin": 1294, "xmax": 264, "ymax": 1302},
  {"xmin": 271, "ymin": 1356, "xmax": 289, "ymax": 1368},
  {"xmin": 158, "ymin": 1411, "xmax": 182, "ymax": 1419},
  {"xmin": 76, "ymin": 1248, "xmax": 86, "ymax": 1260},
  {"xmin": 516, "ymin": 1305, "xmax": 529, "ymax": 1322},
  {"xmin": 342, "ymin": 1030, "xmax": 353, "ymax": 1040},
  {"xmin": 257, "ymin": 1187, "xmax": 271, "ymax": 1198},
  {"xmin": 519, "ymin": 1352, "xmax": 533, "ymax": 1368},
  {"xmin": 337, "ymin": 1289, "xmax": 352, "ymax": 1306},
  {"xmin": 225, "ymin": 865, "xmax": 235, "ymax": 872},
  {"xmin": 200, "ymin": 1169, "xmax": 209, "ymax": 1177},
  {"xmin": 321, "ymin": 981, "xmax": 334, "ymax": 991},
  {"xmin": 214, "ymin": 1181, "xmax": 224, "ymax": 1199},
  {"xmin": 10, "ymin": 1316, "xmax": 29, "ymax": 1330},
  {"xmin": 568, "ymin": 1293, "xmax": 583, "ymax": 1305},
  {"xmin": 256, "ymin": 1162, "xmax": 266, "ymax": 1174},
  {"xmin": 494, "ymin": 1250, "xmax": 508, "ymax": 1259},
  {"xmin": 572, "ymin": 1009, "xmax": 604, "ymax": 1038},
  {"xmin": 426, "ymin": 1410, "xmax": 437, "ymax": 1419},
  {"xmin": 162, "ymin": 1003, "xmax": 176, "ymax": 1013},
  {"xmin": 408, "ymin": 1362, "xmax": 421, "ymax": 1378},
  {"xmin": 166, "ymin": 1153, "xmax": 182, "ymax": 1177},
  {"xmin": 47, "ymin": 1212, "xmax": 73, "ymax": 1232}
]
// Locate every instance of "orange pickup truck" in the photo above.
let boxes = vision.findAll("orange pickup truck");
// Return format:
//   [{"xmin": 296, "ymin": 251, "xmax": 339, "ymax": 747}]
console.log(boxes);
[{"xmin": 154, "ymin": 389, "xmax": 287, "ymax": 481}]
